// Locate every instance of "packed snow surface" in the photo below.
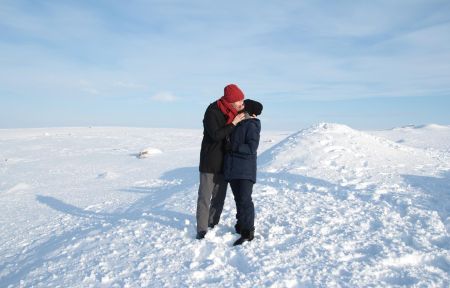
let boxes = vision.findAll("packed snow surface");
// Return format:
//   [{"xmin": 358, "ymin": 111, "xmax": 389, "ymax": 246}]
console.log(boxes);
[{"xmin": 0, "ymin": 124, "xmax": 449, "ymax": 287}]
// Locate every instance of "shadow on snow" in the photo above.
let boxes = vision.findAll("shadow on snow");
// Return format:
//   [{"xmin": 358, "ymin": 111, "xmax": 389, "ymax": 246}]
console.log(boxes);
[
  {"xmin": 402, "ymin": 170, "xmax": 450, "ymax": 230},
  {"xmin": 0, "ymin": 166, "xmax": 198, "ymax": 286}
]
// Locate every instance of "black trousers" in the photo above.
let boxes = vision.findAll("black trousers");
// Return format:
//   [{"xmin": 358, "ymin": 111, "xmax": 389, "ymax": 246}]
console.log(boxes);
[{"xmin": 230, "ymin": 179, "xmax": 255, "ymax": 231}]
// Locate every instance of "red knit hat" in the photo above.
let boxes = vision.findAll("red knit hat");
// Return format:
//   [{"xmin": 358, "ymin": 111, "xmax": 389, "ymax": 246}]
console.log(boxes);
[{"xmin": 223, "ymin": 84, "xmax": 245, "ymax": 103}]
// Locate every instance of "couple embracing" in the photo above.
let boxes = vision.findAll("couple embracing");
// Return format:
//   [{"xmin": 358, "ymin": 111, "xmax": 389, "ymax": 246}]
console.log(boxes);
[{"xmin": 196, "ymin": 84, "xmax": 263, "ymax": 246}]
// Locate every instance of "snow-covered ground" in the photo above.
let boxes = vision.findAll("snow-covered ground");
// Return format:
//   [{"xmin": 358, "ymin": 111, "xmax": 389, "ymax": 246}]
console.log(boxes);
[{"xmin": 0, "ymin": 124, "xmax": 449, "ymax": 287}]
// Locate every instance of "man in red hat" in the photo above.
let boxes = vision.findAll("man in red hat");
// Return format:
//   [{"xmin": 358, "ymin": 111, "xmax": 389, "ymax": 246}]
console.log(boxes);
[{"xmin": 196, "ymin": 84, "xmax": 246, "ymax": 239}]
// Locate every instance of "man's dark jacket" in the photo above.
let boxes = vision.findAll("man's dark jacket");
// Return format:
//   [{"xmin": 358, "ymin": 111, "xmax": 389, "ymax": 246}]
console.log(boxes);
[
  {"xmin": 223, "ymin": 117, "xmax": 261, "ymax": 183},
  {"xmin": 199, "ymin": 102, "xmax": 235, "ymax": 173}
]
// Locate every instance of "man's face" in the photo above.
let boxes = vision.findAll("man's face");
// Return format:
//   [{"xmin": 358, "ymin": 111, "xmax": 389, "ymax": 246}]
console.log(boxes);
[{"xmin": 231, "ymin": 100, "xmax": 245, "ymax": 112}]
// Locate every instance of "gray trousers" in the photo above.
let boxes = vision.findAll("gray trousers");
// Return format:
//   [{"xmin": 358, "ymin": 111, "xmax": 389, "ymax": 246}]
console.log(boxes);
[{"xmin": 196, "ymin": 173, "xmax": 228, "ymax": 232}]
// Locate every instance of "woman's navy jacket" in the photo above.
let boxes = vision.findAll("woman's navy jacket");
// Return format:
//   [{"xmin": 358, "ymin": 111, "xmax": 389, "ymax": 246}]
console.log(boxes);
[{"xmin": 223, "ymin": 117, "xmax": 261, "ymax": 183}]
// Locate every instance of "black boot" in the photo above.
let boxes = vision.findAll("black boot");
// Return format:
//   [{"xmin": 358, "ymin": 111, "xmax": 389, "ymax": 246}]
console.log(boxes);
[
  {"xmin": 233, "ymin": 229, "xmax": 254, "ymax": 246},
  {"xmin": 234, "ymin": 223, "xmax": 241, "ymax": 234},
  {"xmin": 196, "ymin": 231, "xmax": 206, "ymax": 240},
  {"xmin": 208, "ymin": 220, "xmax": 220, "ymax": 229}
]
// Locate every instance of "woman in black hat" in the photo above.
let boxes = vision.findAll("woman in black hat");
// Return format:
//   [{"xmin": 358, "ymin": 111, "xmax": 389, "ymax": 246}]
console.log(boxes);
[{"xmin": 223, "ymin": 99, "xmax": 263, "ymax": 246}]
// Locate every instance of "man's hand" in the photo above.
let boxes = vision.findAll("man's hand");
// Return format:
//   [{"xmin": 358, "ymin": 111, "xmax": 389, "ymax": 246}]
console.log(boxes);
[{"xmin": 232, "ymin": 113, "xmax": 245, "ymax": 126}]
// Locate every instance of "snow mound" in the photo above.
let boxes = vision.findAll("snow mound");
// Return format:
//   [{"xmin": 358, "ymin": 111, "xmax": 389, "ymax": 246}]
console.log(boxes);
[
  {"xmin": 394, "ymin": 124, "xmax": 450, "ymax": 130},
  {"xmin": 3, "ymin": 183, "xmax": 31, "ymax": 195},
  {"xmin": 97, "ymin": 171, "xmax": 119, "ymax": 179},
  {"xmin": 370, "ymin": 123, "xmax": 450, "ymax": 152},
  {"xmin": 138, "ymin": 147, "xmax": 162, "ymax": 158},
  {"xmin": 259, "ymin": 123, "xmax": 446, "ymax": 184}
]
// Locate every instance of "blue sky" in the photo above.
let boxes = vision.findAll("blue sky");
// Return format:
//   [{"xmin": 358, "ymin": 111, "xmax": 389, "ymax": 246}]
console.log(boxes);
[{"xmin": 1, "ymin": 0, "xmax": 450, "ymax": 130}]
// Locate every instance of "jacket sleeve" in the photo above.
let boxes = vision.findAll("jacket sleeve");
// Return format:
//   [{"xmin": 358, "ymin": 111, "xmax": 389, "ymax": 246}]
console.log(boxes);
[
  {"xmin": 237, "ymin": 122, "xmax": 260, "ymax": 155},
  {"xmin": 203, "ymin": 109, "xmax": 235, "ymax": 142}
]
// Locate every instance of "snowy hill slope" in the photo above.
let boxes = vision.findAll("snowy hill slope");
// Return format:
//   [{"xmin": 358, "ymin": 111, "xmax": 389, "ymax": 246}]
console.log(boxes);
[
  {"xmin": 0, "ymin": 125, "xmax": 449, "ymax": 287},
  {"xmin": 260, "ymin": 123, "xmax": 449, "ymax": 186},
  {"xmin": 369, "ymin": 124, "xmax": 450, "ymax": 153},
  {"xmin": 254, "ymin": 123, "xmax": 450, "ymax": 285}
]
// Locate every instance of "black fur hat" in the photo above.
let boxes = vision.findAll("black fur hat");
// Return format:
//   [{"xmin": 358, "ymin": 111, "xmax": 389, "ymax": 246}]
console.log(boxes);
[{"xmin": 244, "ymin": 99, "xmax": 263, "ymax": 116}]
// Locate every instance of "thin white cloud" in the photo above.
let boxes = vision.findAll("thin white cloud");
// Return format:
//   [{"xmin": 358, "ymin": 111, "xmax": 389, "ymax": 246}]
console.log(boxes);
[
  {"xmin": 82, "ymin": 87, "xmax": 100, "ymax": 95},
  {"xmin": 113, "ymin": 81, "xmax": 146, "ymax": 89},
  {"xmin": 79, "ymin": 79, "xmax": 100, "ymax": 95},
  {"xmin": 0, "ymin": 0, "xmax": 449, "ymax": 104},
  {"xmin": 150, "ymin": 92, "xmax": 178, "ymax": 102}
]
